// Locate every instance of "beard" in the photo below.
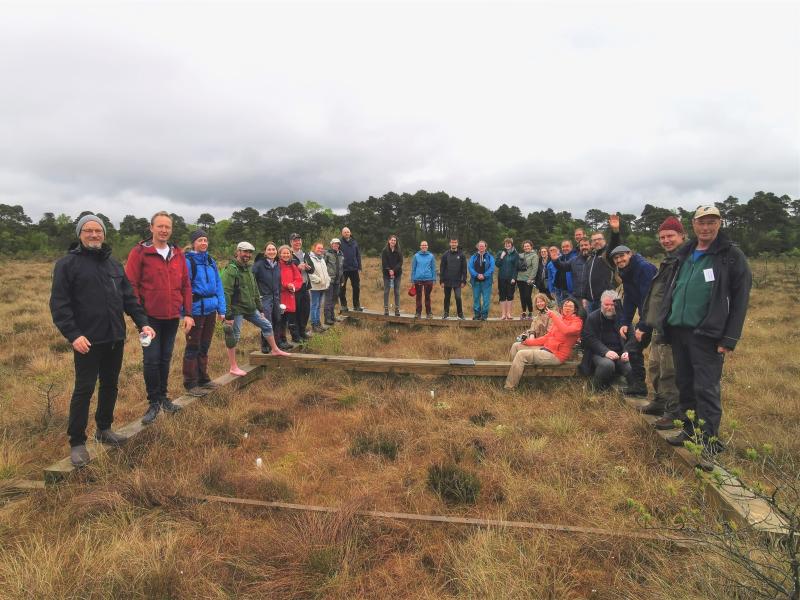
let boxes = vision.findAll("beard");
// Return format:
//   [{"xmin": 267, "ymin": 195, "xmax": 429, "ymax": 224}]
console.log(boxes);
[{"xmin": 601, "ymin": 308, "xmax": 615, "ymax": 319}]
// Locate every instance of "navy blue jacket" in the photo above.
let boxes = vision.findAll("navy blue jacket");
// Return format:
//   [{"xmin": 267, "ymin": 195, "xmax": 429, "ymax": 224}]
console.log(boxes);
[
  {"xmin": 252, "ymin": 254, "xmax": 282, "ymax": 306},
  {"xmin": 340, "ymin": 236, "xmax": 361, "ymax": 271},
  {"xmin": 619, "ymin": 253, "xmax": 657, "ymax": 331},
  {"xmin": 185, "ymin": 251, "xmax": 226, "ymax": 317}
]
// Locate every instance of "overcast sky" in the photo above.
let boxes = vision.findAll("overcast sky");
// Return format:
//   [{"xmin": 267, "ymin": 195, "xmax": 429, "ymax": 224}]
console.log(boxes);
[{"xmin": 1, "ymin": 1, "xmax": 798, "ymax": 225}]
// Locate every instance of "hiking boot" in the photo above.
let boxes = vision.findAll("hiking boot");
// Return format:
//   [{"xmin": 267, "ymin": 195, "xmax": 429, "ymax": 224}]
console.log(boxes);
[
  {"xmin": 70, "ymin": 444, "xmax": 91, "ymax": 467},
  {"xmin": 340, "ymin": 307, "xmax": 349, "ymax": 313},
  {"xmin": 278, "ymin": 341, "xmax": 294, "ymax": 351},
  {"xmin": 200, "ymin": 380, "xmax": 220, "ymax": 389},
  {"xmin": 95, "ymin": 428, "xmax": 127, "ymax": 446},
  {"xmin": 624, "ymin": 383, "xmax": 648, "ymax": 398},
  {"xmin": 472, "ymin": 316, "xmax": 480, "ymax": 320},
  {"xmin": 638, "ymin": 401, "xmax": 664, "ymax": 416},
  {"xmin": 384, "ymin": 308, "xmax": 389, "ymax": 316},
  {"xmin": 457, "ymin": 314, "xmax": 465, "ymax": 320},
  {"xmin": 654, "ymin": 416, "xmax": 680, "ymax": 430},
  {"xmin": 312, "ymin": 325, "xmax": 325, "ymax": 333},
  {"xmin": 395, "ymin": 309, "xmax": 401, "ymax": 316},
  {"xmin": 666, "ymin": 430, "xmax": 692, "ymax": 447},
  {"xmin": 324, "ymin": 320, "xmax": 336, "ymax": 326},
  {"xmin": 442, "ymin": 313, "xmax": 449, "ymax": 320},
  {"xmin": 426, "ymin": 313, "xmax": 432, "ymax": 319},
  {"xmin": 415, "ymin": 312, "xmax": 421, "ymax": 319},
  {"xmin": 161, "ymin": 398, "xmax": 182, "ymax": 414},
  {"xmin": 141, "ymin": 403, "xmax": 160, "ymax": 425},
  {"xmin": 187, "ymin": 386, "xmax": 207, "ymax": 397},
  {"xmin": 353, "ymin": 306, "xmax": 364, "ymax": 311}
]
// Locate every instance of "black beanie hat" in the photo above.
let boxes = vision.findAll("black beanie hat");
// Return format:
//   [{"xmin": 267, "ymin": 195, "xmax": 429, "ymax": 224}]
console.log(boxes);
[{"xmin": 190, "ymin": 229, "xmax": 208, "ymax": 244}]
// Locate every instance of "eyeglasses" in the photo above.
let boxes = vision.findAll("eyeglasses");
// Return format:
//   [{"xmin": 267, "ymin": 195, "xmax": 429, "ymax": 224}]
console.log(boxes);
[{"xmin": 81, "ymin": 229, "xmax": 104, "ymax": 235}]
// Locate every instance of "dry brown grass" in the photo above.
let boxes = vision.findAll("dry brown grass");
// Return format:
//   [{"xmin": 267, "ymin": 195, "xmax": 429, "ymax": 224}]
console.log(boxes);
[{"xmin": 0, "ymin": 256, "xmax": 797, "ymax": 599}]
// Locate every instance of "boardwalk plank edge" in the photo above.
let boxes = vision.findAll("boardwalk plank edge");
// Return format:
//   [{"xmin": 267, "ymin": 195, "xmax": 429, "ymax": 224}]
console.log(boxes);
[
  {"xmin": 250, "ymin": 352, "xmax": 578, "ymax": 378},
  {"xmin": 623, "ymin": 396, "xmax": 788, "ymax": 536},
  {"xmin": 43, "ymin": 364, "xmax": 265, "ymax": 484},
  {"xmin": 345, "ymin": 309, "xmax": 527, "ymax": 328}
]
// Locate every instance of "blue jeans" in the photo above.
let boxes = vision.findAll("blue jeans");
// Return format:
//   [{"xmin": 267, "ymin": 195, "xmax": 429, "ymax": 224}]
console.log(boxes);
[
  {"xmin": 310, "ymin": 289, "xmax": 325, "ymax": 326},
  {"xmin": 472, "ymin": 278, "xmax": 492, "ymax": 318},
  {"xmin": 143, "ymin": 317, "xmax": 180, "ymax": 404},
  {"xmin": 232, "ymin": 311, "xmax": 273, "ymax": 345}
]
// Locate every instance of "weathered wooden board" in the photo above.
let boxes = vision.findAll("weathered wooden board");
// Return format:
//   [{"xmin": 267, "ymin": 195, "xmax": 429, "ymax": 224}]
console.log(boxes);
[
  {"xmin": 250, "ymin": 352, "xmax": 579, "ymax": 378},
  {"xmin": 345, "ymin": 309, "xmax": 528, "ymax": 328},
  {"xmin": 624, "ymin": 397, "xmax": 787, "ymax": 535},
  {"xmin": 43, "ymin": 364, "xmax": 265, "ymax": 484}
]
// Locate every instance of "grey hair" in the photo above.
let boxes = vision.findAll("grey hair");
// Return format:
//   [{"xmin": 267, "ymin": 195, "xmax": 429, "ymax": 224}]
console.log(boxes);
[{"xmin": 600, "ymin": 289, "xmax": 619, "ymax": 303}]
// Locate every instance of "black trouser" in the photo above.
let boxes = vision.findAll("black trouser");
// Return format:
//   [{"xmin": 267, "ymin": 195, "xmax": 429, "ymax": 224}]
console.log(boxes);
[
  {"xmin": 324, "ymin": 281, "xmax": 340, "ymax": 323},
  {"xmin": 183, "ymin": 312, "xmax": 217, "ymax": 389},
  {"xmin": 296, "ymin": 284, "xmax": 311, "ymax": 334},
  {"xmin": 142, "ymin": 317, "xmax": 180, "ymax": 405},
  {"xmin": 339, "ymin": 270, "xmax": 360, "ymax": 309},
  {"xmin": 591, "ymin": 354, "xmax": 632, "ymax": 390},
  {"xmin": 670, "ymin": 327, "xmax": 725, "ymax": 439},
  {"xmin": 624, "ymin": 327, "xmax": 652, "ymax": 387},
  {"xmin": 68, "ymin": 341, "xmax": 125, "ymax": 446},
  {"xmin": 517, "ymin": 281, "xmax": 534, "ymax": 313},
  {"xmin": 282, "ymin": 312, "xmax": 300, "ymax": 342},
  {"xmin": 443, "ymin": 285, "xmax": 463, "ymax": 316}
]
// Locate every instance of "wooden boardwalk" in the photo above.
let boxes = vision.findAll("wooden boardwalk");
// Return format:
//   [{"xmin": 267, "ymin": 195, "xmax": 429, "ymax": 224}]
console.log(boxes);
[
  {"xmin": 249, "ymin": 351, "xmax": 579, "ymax": 378},
  {"xmin": 345, "ymin": 309, "xmax": 527, "ymax": 328},
  {"xmin": 43, "ymin": 364, "xmax": 264, "ymax": 483}
]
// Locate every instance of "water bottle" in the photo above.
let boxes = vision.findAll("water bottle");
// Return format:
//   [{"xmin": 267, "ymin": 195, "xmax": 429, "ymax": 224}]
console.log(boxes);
[{"xmin": 139, "ymin": 331, "xmax": 152, "ymax": 347}]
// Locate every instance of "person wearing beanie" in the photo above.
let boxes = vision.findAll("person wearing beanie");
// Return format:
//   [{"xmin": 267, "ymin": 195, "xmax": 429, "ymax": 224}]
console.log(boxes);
[
  {"xmin": 655, "ymin": 206, "xmax": 752, "ymax": 456},
  {"xmin": 637, "ymin": 215, "xmax": 687, "ymax": 425},
  {"xmin": 50, "ymin": 212, "xmax": 154, "ymax": 467},
  {"xmin": 324, "ymin": 238, "xmax": 344, "ymax": 325},
  {"xmin": 182, "ymin": 229, "xmax": 226, "ymax": 396}
]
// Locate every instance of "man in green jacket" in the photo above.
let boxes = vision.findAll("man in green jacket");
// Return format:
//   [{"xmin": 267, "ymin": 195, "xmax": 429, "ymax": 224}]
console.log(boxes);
[
  {"xmin": 636, "ymin": 216, "xmax": 686, "ymax": 429},
  {"xmin": 220, "ymin": 242, "xmax": 288, "ymax": 376}
]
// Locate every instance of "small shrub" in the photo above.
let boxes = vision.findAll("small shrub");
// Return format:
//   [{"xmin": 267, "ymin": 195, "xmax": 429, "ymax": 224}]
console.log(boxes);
[
  {"xmin": 247, "ymin": 408, "xmax": 292, "ymax": 432},
  {"xmin": 470, "ymin": 438, "xmax": 487, "ymax": 461},
  {"xmin": 427, "ymin": 463, "xmax": 481, "ymax": 504},
  {"xmin": 337, "ymin": 394, "xmax": 358, "ymax": 409},
  {"xmin": 350, "ymin": 433, "xmax": 399, "ymax": 460},
  {"xmin": 469, "ymin": 410, "xmax": 495, "ymax": 427}
]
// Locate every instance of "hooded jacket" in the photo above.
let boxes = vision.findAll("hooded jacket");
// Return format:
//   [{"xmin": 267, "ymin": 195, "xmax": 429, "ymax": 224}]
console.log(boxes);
[
  {"xmin": 125, "ymin": 240, "xmax": 193, "ymax": 319},
  {"xmin": 496, "ymin": 247, "xmax": 521, "ymax": 281},
  {"xmin": 185, "ymin": 251, "xmax": 226, "ymax": 317},
  {"xmin": 580, "ymin": 229, "xmax": 621, "ymax": 303},
  {"xmin": 439, "ymin": 248, "xmax": 467, "ymax": 286},
  {"xmin": 516, "ymin": 251, "xmax": 540, "ymax": 284},
  {"xmin": 617, "ymin": 253, "xmax": 658, "ymax": 331},
  {"xmin": 381, "ymin": 245, "xmax": 404, "ymax": 279},
  {"xmin": 340, "ymin": 236, "xmax": 361, "ymax": 271},
  {"xmin": 640, "ymin": 245, "xmax": 683, "ymax": 332},
  {"xmin": 468, "ymin": 252, "xmax": 495, "ymax": 282},
  {"xmin": 51, "ymin": 242, "xmax": 148, "ymax": 344},
  {"xmin": 220, "ymin": 259, "xmax": 261, "ymax": 318},
  {"xmin": 325, "ymin": 247, "xmax": 344, "ymax": 283},
  {"xmin": 308, "ymin": 252, "xmax": 332, "ymax": 291},
  {"xmin": 411, "ymin": 250, "xmax": 436, "ymax": 282},
  {"xmin": 657, "ymin": 231, "xmax": 752, "ymax": 350}
]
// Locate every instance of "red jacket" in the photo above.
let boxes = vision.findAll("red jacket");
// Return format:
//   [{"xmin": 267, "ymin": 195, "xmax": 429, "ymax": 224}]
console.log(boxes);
[
  {"xmin": 523, "ymin": 311, "xmax": 583, "ymax": 362},
  {"xmin": 125, "ymin": 241, "xmax": 192, "ymax": 319},
  {"xmin": 279, "ymin": 260, "xmax": 303, "ymax": 313}
]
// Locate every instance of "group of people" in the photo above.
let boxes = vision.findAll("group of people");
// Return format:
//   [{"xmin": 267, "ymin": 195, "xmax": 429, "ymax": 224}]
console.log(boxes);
[
  {"xmin": 50, "ymin": 212, "xmax": 365, "ymax": 467},
  {"xmin": 50, "ymin": 205, "xmax": 751, "ymax": 467},
  {"xmin": 502, "ymin": 206, "xmax": 752, "ymax": 458},
  {"xmin": 378, "ymin": 215, "xmax": 625, "ymax": 322}
]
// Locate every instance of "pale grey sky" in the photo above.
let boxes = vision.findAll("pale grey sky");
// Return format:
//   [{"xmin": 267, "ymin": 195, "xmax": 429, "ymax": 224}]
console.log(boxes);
[{"xmin": 1, "ymin": 1, "xmax": 798, "ymax": 225}]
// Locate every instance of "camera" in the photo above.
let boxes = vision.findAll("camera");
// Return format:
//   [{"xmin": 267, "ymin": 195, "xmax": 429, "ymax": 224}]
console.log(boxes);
[{"xmin": 515, "ymin": 333, "xmax": 529, "ymax": 343}]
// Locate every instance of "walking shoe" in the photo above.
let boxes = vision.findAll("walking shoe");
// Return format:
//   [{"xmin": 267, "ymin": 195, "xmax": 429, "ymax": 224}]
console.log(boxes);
[
  {"xmin": 472, "ymin": 316, "xmax": 480, "ymax": 320},
  {"xmin": 666, "ymin": 430, "xmax": 692, "ymax": 447},
  {"xmin": 278, "ymin": 341, "xmax": 293, "ymax": 351},
  {"xmin": 187, "ymin": 386, "xmax": 207, "ymax": 397},
  {"xmin": 457, "ymin": 314, "xmax": 465, "ymax": 320},
  {"xmin": 324, "ymin": 320, "xmax": 336, "ymax": 326},
  {"xmin": 340, "ymin": 306, "xmax": 349, "ymax": 313},
  {"xmin": 426, "ymin": 313, "xmax": 432, "ymax": 319},
  {"xmin": 638, "ymin": 401, "xmax": 664, "ymax": 416},
  {"xmin": 442, "ymin": 313, "xmax": 449, "ymax": 320},
  {"xmin": 95, "ymin": 428, "xmax": 127, "ymax": 446},
  {"xmin": 141, "ymin": 403, "xmax": 160, "ymax": 425},
  {"xmin": 353, "ymin": 306, "xmax": 365, "ymax": 312},
  {"xmin": 312, "ymin": 325, "xmax": 325, "ymax": 333},
  {"xmin": 384, "ymin": 308, "xmax": 389, "ymax": 316},
  {"xmin": 415, "ymin": 312, "xmax": 421, "ymax": 319},
  {"xmin": 70, "ymin": 444, "xmax": 91, "ymax": 467},
  {"xmin": 161, "ymin": 398, "xmax": 182, "ymax": 414},
  {"xmin": 623, "ymin": 384, "xmax": 648, "ymax": 398},
  {"xmin": 395, "ymin": 309, "xmax": 401, "ymax": 317},
  {"xmin": 654, "ymin": 416, "xmax": 680, "ymax": 430},
  {"xmin": 200, "ymin": 380, "xmax": 220, "ymax": 389}
]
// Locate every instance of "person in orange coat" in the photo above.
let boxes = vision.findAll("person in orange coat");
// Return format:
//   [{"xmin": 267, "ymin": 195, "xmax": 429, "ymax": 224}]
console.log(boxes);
[
  {"xmin": 504, "ymin": 296, "xmax": 584, "ymax": 388},
  {"xmin": 278, "ymin": 245, "xmax": 303, "ymax": 344}
]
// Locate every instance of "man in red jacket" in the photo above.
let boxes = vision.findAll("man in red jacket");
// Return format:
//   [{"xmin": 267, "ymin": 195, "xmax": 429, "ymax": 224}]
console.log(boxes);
[{"xmin": 125, "ymin": 211, "xmax": 194, "ymax": 425}]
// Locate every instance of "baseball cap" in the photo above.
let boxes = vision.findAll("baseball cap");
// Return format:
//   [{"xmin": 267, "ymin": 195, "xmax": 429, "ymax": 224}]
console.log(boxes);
[
  {"xmin": 610, "ymin": 245, "xmax": 631, "ymax": 257},
  {"xmin": 236, "ymin": 241, "xmax": 255, "ymax": 252},
  {"xmin": 693, "ymin": 205, "xmax": 721, "ymax": 219},
  {"xmin": 331, "ymin": 238, "xmax": 341, "ymax": 244}
]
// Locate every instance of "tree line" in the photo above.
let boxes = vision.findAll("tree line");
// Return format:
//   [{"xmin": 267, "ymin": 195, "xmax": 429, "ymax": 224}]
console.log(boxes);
[{"xmin": 1, "ymin": 190, "xmax": 798, "ymax": 260}]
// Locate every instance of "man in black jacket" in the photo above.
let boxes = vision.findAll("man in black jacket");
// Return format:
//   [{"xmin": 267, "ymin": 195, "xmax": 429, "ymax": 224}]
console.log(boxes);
[
  {"xmin": 580, "ymin": 290, "xmax": 633, "ymax": 391},
  {"xmin": 289, "ymin": 233, "xmax": 315, "ymax": 340},
  {"xmin": 581, "ymin": 215, "xmax": 621, "ymax": 311},
  {"xmin": 657, "ymin": 206, "xmax": 752, "ymax": 454},
  {"xmin": 439, "ymin": 237, "xmax": 467, "ymax": 319},
  {"xmin": 50, "ymin": 214, "xmax": 154, "ymax": 467},
  {"xmin": 338, "ymin": 227, "xmax": 363, "ymax": 311}
]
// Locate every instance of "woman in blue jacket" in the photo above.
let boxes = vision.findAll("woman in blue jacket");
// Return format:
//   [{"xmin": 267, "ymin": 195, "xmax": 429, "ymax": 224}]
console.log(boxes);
[
  {"xmin": 182, "ymin": 230, "xmax": 226, "ymax": 394},
  {"xmin": 252, "ymin": 242, "xmax": 290, "ymax": 350},
  {"xmin": 411, "ymin": 240, "xmax": 436, "ymax": 318}
]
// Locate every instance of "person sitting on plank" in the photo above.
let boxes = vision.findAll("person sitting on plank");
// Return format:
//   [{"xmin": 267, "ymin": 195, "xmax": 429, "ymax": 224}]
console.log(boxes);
[{"xmin": 504, "ymin": 296, "xmax": 584, "ymax": 389}]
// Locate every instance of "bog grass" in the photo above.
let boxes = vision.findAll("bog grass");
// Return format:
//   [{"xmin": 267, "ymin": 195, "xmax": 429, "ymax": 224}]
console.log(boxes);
[{"xmin": 0, "ymin": 256, "xmax": 797, "ymax": 598}]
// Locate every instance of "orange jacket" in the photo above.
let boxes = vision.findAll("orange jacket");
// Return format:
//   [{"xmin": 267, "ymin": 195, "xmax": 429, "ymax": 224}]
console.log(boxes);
[{"xmin": 522, "ymin": 311, "xmax": 583, "ymax": 362}]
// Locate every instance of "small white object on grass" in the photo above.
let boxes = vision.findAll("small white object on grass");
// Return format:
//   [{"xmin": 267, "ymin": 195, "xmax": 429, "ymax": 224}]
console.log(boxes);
[
  {"xmin": 255, "ymin": 457, "xmax": 263, "ymax": 468},
  {"xmin": 243, "ymin": 432, "xmax": 249, "ymax": 439},
  {"xmin": 430, "ymin": 390, "xmax": 435, "ymax": 398}
]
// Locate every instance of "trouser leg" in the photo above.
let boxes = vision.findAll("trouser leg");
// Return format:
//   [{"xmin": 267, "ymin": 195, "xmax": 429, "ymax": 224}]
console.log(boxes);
[
  {"xmin": 454, "ymin": 286, "xmax": 463, "ymax": 316},
  {"xmin": 624, "ymin": 328, "xmax": 651, "ymax": 388},
  {"xmin": 670, "ymin": 327, "xmax": 697, "ymax": 433},
  {"xmin": 350, "ymin": 271, "xmax": 361, "ymax": 308},
  {"xmin": 143, "ymin": 317, "xmax": 179, "ymax": 404},
  {"xmin": 414, "ymin": 284, "xmax": 423, "ymax": 314},
  {"xmin": 324, "ymin": 283, "xmax": 338, "ymax": 322},
  {"xmin": 424, "ymin": 282, "xmax": 432, "ymax": 314},
  {"xmin": 472, "ymin": 283, "xmax": 481, "ymax": 317},
  {"xmin": 297, "ymin": 287, "xmax": 311, "ymax": 333},
  {"xmin": 183, "ymin": 315, "xmax": 203, "ymax": 388},
  {"xmin": 481, "ymin": 281, "xmax": 492, "ymax": 317},
  {"xmin": 591, "ymin": 355, "xmax": 617, "ymax": 390},
  {"xmin": 383, "ymin": 277, "xmax": 391, "ymax": 309},
  {"xmin": 508, "ymin": 341, "xmax": 526, "ymax": 361},
  {"xmin": 443, "ymin": 286, "xmax": 452, "ymax": 315},
  {"xmin": 95, "ymin": 340, "xmax": 124, "ymax": 431},
  {"xmin": 505, "ymin": 348, "xmax": 561, "ymax": 388},
  {"xmin": 688, "ymin": 333, "xmax": 725, "ymax": 439},
  {"xmin": 339, "ymin": 273, "xmax": 350, "ymax": 308},
  {"xmin": 67, "ymin": 345, "xmax": 101, "ymax": 447},
  {"xmin": 196, "ymin": 313, "xmax": 217, "ymax": 384}
]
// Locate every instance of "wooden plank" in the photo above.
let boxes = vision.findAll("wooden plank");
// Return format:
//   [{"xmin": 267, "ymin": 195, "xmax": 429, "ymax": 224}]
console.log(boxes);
[
  {"xmin": 192, "ymin": 494, "xmax": 685, "ymax": 545},
  {"xmin": 250, "ymin": 352, "xmax": 578, "ymax": 378},
  {"xmin": 345, "ymin": 309, "xmax": 527, "ymax": 328},
  {"xmin": 43, "ymin": 364, "xmax": 265, "ymax": 484},
  {"xmin": 623, "ymin": 397, "xmax": 787, "ymax": 535}
]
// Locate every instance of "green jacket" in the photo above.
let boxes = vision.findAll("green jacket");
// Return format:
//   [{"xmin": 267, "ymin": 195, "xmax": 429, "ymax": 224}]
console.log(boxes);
[
  {"xmin": 220, "ymin": 260, "xmax": 260, "ymax": 318},
  {"xmin": 667, "ymin": 252, "xmax": 714, "ymax": 330},
  {"xmin": 516, "ymin": 251, "xmax": 539, "ymax": 283},
  {"xmin": 640, "ymin": 245, "xmax": 683, "ymax": 331}
]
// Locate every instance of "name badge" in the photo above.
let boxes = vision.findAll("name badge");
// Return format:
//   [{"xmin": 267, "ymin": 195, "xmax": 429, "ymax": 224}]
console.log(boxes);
[{"xmin": 703, "ymin": 268, "xmax": 715, "ymax": 283}]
